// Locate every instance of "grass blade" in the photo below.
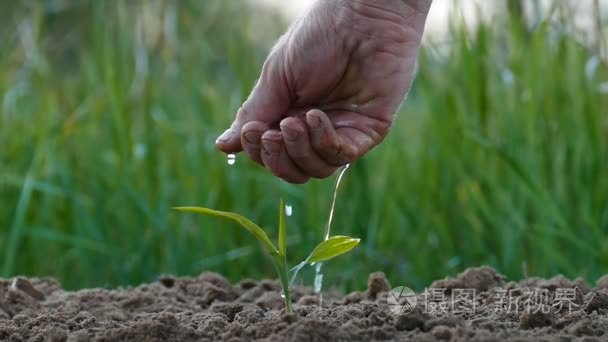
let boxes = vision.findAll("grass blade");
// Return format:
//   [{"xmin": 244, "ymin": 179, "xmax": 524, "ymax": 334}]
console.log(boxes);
[
  {"xmin": 307, "ymin": 235, "xmax": 360, "ymax": 264},
  {"xmin": 174, "ymin": 207, "xmax": 279, "ymax": 255}
]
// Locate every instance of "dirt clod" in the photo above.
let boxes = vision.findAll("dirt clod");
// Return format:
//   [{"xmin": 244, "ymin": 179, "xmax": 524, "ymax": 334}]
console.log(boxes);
[
  {"xmin": 367, "ymin": 272, "xmax": 391, "ymax": 300},
  {"xmin": 210, "ymin": 303, "xmax": 243, "ymax": 321},
  {"xmin": 2, "ymin": 268, "xmax": 608, "ymax": 341},
  {"xmin": 431, "ymin": 325, "xmax": 454, "ymax": 340},
  {"xmin": 394, "ymin": 307, "xmax": 430, "ymax": 331},
  {"xmin": 430, "ymin": 266, "xmax": 504, "ymax": 292},
  {"xmin": 584, "ymin": 291, "xmax": 608, "ymax": 313},
  {"xmin": 297, "ymin": 295, "xmax": 320, "ymax": 306},
  {"xmin": 519, "ymin": 306, "xmax": 554, "ymax": 329},
  {"xmin": 11, "ymin": 278, "xmax": 45, "ymax": 301},
  {"xmin": 595, "ymin": 274, "xmax": 608, "ymax": 289},
  {"xmin": 157, "ymin": 276, "xmax": 175, "ymax": 288}
]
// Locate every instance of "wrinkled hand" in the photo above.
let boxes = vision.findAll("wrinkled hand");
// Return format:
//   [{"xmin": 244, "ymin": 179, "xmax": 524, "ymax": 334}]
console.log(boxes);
[{"xmin": 216, "ymin": 0, "xmax": 431, "ymax": 183}]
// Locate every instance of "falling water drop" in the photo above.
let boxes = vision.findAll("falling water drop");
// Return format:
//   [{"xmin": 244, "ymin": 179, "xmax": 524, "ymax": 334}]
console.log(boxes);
[
  {"xmin": 227, "ymin": 154, "xmax": 236, "ymax": 165},
  {"xmin": 285, "ymin": 204, "xmax": 293, "ymax": 217}
]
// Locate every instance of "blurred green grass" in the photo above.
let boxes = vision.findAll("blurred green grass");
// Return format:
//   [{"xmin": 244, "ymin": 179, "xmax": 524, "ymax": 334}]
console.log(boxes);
[{"xmin": 1, "ymin": 0, "xmax": 607, "ymax": 291}]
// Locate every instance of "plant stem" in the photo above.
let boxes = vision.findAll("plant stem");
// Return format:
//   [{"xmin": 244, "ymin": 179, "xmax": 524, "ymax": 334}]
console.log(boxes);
[{"xmin": 273, "ymin": 255, "xmax": 293, "ymax": 313}]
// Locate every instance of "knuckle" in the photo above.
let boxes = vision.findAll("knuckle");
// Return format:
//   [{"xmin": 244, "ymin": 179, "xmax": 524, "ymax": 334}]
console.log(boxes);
[
  {"xmin": 337, "ymin": 150, "xmax": 357, "ymax": 166},
  {"xmin": 316, "ymin": 136, "xmax": 341, "ymax": 153},
  {"xmin": 340, "ymin": 146, "xmax": 358, "ymax": 163}
]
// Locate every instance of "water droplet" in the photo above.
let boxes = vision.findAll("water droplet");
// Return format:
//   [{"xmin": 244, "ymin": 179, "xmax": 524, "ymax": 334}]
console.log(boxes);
[
  {"xmin": 285, "ymin": 204, "xmax": 293, "ymax": 217},
  {"xmin": 227, "ymin": 154, "xmax": 236, "ymax": 165}
]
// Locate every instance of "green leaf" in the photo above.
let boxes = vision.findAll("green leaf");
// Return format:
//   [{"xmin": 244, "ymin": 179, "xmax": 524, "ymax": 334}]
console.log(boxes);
[
  {"xmin": 306, "ymin": 235, "xmax": 360, "ymax": 264},
  {"xmin": 173, "ymin": 207, "xmax": 279, "ymax": 255},
  {"xmin": 278, "ymin": 199, "xmax": 286, "ymax": 257}
]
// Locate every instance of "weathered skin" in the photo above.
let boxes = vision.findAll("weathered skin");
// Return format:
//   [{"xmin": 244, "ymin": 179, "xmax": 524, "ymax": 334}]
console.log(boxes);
[{"xmin": 216, "ymin": 0, "xmax": 432, "ymax": 183}]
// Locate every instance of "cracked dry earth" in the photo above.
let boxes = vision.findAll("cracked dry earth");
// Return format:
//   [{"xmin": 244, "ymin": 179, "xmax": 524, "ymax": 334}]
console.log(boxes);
[{"xmin": 2, "ymin": 266, "xmax": 608, "ymax": 341}]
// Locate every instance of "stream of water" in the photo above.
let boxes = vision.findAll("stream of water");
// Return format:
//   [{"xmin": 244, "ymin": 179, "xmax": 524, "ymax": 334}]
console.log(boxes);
[{"xmin": 313, "ymin": 164, "xmax": 350, "ymax": 302}]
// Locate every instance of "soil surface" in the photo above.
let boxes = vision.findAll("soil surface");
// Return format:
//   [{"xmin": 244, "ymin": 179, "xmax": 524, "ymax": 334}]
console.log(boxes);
[{"xmin": 2, "ymin": 266, "xmax": 608, "ymax": 341}]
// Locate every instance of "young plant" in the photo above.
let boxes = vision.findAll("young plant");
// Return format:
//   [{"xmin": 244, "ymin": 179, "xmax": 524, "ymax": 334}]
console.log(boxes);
[{"xmin": 174, "ymin": 200, "xmax": 359, "ymax": 313}]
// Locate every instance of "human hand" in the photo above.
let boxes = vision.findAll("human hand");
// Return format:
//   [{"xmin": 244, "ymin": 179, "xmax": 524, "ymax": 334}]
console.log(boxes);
[{"xmin": 216, "ymin": 0, "xmax": 431, "ymax": 183}]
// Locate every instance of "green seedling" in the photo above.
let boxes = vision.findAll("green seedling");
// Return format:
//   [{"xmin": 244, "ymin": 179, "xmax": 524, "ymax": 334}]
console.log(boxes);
[{"xmin": 174, "ymin": 200, "xmax": 360, "ymax": 313}]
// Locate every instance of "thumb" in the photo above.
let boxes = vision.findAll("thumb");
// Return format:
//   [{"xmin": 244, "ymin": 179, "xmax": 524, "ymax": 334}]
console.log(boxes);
[{"xmin": 215, "ymin": 58, "xmax": 290, "ymax": 154}]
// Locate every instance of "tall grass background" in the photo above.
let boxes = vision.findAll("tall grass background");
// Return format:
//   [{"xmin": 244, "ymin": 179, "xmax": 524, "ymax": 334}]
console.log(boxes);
[{"xmin": 1, "ymin": 0, "xmax": 607, "ymax": 291}]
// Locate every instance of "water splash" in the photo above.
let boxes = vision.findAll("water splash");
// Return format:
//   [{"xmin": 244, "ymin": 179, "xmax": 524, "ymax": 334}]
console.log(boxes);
[{"xmin": 227, "ymin": 154, "xmax": 236, "ymax": 165}]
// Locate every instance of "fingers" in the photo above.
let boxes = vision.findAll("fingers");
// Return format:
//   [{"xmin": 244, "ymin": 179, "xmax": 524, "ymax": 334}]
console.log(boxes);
[
  {"xmin": 240, "ymin": 121, "xmax": 269, "ymax": 166},
  {"xmin": 220, "ymin": 105, "xmax": 374, "ymax": 183},
  {"xmin": 260, "ymin": 130, "xmax": 310, "ymax": 184},
  {"xmin": 241, "ymin": 117, "xmax": 339, "ymax": 183},
  {"xmin": 306, "ymin": 109, "xmax": 358, "ymax": 166},
  {"xmin": 280, "ymin": 117, "xmax": 338, "ymax": 179},
  {"xmin": 215, "ymin": 56, "xmax": 290, "ymax": 154}
]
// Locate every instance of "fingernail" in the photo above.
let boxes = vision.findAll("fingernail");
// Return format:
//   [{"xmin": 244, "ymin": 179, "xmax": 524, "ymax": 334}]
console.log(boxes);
[
  {"xmin": 281, "ymin": 126, "xmax": 299, "ymax": 142},
  {"xmin": 262, "ymin": 139, "xmax": 281, "ymax": 154},
  {"xmin": 307, "ymin": 112, "xmax": 321, "ymax": 129},
  {"xmin": 216, "ymin": 129, "xmax": 233, "ymax": 143},
  {"xmin": 244, "ymin": 131, "xmax": 262, "ymax": 145}
]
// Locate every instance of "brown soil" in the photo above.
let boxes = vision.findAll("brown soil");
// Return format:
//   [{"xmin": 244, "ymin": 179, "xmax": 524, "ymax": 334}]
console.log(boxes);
[{"xmin": 2, "ymin": 266, "xmax": 608, "ymax": 341}]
